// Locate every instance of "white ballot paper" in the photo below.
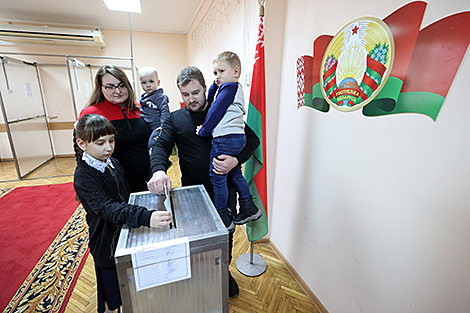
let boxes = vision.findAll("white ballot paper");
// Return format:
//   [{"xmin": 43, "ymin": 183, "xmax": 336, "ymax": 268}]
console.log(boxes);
[
  {"xmin": 131, "ymin": 237, "xmax": 191, "ymax": 292},
  {"xmin": 163, "ymin": 183, "xmax": 171, "ymax": 213}
]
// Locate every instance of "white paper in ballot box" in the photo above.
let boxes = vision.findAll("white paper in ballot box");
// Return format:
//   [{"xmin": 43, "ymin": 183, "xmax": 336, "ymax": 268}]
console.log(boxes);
[{"xmin": 130, "ymin": 237, "xmax": 191, "ymax": 292}]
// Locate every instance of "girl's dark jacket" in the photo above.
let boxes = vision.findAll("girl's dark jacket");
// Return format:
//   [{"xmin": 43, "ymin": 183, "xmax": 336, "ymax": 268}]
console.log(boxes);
[{"xmin": 74, "ymin": 157, "xmax": 153, "ymax": 267}]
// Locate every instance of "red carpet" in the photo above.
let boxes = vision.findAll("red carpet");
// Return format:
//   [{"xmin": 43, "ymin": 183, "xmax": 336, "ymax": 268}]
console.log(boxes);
[{"xmin": 0, "ymin": 182, "xmax": 88, "ymax": 312}]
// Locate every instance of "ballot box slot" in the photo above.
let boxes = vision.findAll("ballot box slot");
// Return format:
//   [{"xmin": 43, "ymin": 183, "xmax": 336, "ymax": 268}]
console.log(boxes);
[{"xmin": 168, "ymin": 191, "xmax": 177, "ymax": 229}]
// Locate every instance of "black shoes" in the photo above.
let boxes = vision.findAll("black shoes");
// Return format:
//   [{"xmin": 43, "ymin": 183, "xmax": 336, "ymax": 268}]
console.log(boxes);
[
  {"xmin": 229, "ymin": 273, "xmax": 239, "ymax": 298},
  {"xmin": 233, "ymin": 208, "xmax": 262, "ymax": 225},
  {"xmin": 218, "ymin": 207, "xmax": 235, "ymax": 233},
  {"xmin": 233, "ymin": 197, "xmax": 262, "ymax": 225},
  {"xmin": 224, "ymin": 219, "xmax": 235, "ymax": 233}
]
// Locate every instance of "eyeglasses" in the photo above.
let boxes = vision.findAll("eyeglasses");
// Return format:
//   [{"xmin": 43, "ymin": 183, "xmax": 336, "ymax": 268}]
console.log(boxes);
[{"xmin": 103, "ymin": 83, "xmax": 127, "ymax": 91}]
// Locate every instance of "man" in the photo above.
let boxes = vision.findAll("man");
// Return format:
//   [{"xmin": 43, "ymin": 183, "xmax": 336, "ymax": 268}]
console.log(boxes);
[{"xmin": 147, "ymin": 66, "xmax": 260, "ymax": 298}]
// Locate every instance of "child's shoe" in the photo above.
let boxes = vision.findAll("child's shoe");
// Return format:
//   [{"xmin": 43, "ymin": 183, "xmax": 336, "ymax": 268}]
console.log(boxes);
[
  {"xmin": 223, "ymin": 219, "xmax": 235, "ymax": 233},
  {"xmin": 233, "ymin": 197, "xmax": 262, "ymax": 225},
  {"xmin": 218, "ymin": 208, "xmax": 235, "ymax": 233}
]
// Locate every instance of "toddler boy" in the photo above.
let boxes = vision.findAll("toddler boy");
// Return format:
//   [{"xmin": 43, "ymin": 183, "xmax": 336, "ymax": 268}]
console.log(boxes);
[
  {"xmin": 139, "ymin": 66, "xmax": 170, "ymax": 149},
  {"xmin": 196, "ymin": 51, "xmax": 261, "ymax": 232}
]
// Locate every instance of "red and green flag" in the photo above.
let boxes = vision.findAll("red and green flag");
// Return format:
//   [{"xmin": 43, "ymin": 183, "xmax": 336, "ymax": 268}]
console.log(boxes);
[
  {"xmin": 296, "ymin": 1, "xmax": 470, "ymax": 120},
  {"xmin": 244, "ymin": 12, "xmax": 268, "ymax": 242},
  {"xmin": 363, "ymin": 10, "xmax": 470, "ymax": 119},
  {"xmin": 297, "ymin": 35, "xmax": 332, "ymax": 112}
]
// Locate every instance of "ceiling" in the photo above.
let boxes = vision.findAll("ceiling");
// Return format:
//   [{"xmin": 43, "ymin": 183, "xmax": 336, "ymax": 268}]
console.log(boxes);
[{"xmin": 0, "ymin": 0, "xmax": 205, "ymax": 34}]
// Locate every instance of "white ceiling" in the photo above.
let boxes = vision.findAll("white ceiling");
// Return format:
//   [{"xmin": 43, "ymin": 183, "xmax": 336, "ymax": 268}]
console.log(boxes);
[{"xmin": 0, "ymin": 0, "xmax": 205, "ymax": 34}]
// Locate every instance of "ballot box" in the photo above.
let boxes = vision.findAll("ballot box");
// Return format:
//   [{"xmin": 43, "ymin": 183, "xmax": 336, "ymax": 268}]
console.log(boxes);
[{"xmin": 115, "ymin": 185, "xmax": 229, "ymax": 313}]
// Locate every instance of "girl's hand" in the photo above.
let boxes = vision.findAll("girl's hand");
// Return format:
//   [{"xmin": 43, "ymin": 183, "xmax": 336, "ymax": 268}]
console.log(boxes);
[{"xmin": 150, "ymin": 211, "xmax": 172, "ymax": 228}]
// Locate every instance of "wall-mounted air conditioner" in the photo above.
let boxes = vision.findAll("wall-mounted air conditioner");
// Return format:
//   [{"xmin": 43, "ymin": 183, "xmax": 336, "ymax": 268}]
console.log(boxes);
[{"xmin": 0, "ymin": 24, "xmax": 106, "ymax": 48}]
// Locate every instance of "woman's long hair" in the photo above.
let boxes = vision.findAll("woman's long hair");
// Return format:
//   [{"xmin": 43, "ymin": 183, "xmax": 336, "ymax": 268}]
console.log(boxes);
[
  {"xmin": 85, "ymin": 64, "xmax": 136, "ymax": 109},
  {"xmin": 73, "ymin": 114, "xmax": 117, "ymax": 163}
]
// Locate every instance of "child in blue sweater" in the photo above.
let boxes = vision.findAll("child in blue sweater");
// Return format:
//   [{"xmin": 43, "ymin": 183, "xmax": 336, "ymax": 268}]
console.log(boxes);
[
  {"xmin": 139, "ymin": 66, "xmax": 170, "ymax": 149},
  {"xmin": 196, "ymin": 51, "xmax": 261, "ymax": 232}
]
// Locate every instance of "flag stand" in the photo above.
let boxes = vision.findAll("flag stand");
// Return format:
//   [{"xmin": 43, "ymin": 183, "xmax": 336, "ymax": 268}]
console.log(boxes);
[
  {"xmin": 237, "ymin": 0, "xmax": 268, "ymax": 277},
  {"xmin": 236, "ymin": 242, "xmax": 266, "ymax": 276}
]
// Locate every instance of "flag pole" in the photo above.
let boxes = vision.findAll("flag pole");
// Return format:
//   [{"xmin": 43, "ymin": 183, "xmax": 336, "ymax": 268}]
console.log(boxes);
[{"xmin": 236, "ymin": 0, "xmax": 267, "ymax": 277}]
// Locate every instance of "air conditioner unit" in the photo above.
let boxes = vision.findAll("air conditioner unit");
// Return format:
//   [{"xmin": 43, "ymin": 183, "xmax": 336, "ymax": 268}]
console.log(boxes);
[{"xmin": 0, "ymin": 24, "xmax": 107, "ymax": 48}]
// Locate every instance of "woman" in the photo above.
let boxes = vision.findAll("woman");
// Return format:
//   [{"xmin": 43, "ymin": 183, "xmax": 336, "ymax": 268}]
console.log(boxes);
[{"xmin": 79, "ymin": 65, "xmax": 151, "ymax": 192}]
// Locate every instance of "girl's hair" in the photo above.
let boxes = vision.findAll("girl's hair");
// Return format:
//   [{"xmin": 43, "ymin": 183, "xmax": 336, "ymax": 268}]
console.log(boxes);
[
  {"xmin": 73, "ymin": 114, "xmax": 116, "ymax": 163},
  {"xmin": 85, "ymin": 64, "xmax": 136, "ymax": 109}
]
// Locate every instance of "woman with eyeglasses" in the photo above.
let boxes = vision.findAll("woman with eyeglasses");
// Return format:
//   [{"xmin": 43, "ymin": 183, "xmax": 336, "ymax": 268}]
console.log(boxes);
[{"xmin": 79, "ymin": 64, "xmax": 152, "ymax": 193}]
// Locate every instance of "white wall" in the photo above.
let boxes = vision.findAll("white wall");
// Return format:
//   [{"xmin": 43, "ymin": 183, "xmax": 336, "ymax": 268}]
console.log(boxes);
[
  {"xmin": 183, "ymin": 0, "xmax": 470, "ymax": 311},
  {"xmin": 102, "ymin": 29, "xmax": 187, "ymax": 109},
  {"xmin": 270, "ymin": 0, "xmax": 470, "ymax": 312},
  {"xmin": 186, "ymin": 0, "xmax": 258, "ymax": 86}
]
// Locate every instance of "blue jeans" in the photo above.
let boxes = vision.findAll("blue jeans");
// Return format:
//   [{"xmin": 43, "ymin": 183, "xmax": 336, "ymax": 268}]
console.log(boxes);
[{"xmin": 210, "ymin": 134, "xmax": 251, "ymax": 211}]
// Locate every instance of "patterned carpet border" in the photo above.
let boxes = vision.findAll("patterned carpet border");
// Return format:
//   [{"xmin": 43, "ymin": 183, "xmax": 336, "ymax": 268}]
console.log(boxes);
[
  {"xmin": 3, "ymin": 206, "xmax": 89, "ymax": 313},
  {"xmin": 0, "ymin": 188, "xmax": 12, "ymax": 198}
]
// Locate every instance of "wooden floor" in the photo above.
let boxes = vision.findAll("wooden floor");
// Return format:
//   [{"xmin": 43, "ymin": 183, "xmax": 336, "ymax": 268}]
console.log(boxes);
[{"xmin": 0, "ymin": 156, "xmax": 319, "ymax": 313}]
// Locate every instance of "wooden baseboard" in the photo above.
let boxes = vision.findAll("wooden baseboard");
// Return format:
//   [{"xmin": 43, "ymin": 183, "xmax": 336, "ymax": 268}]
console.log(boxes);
[
  {"xmin": 268, "ymin": 240, "xmax": 329, "ymax": 313},
  {"xmin": 253, "ymin": 238, "xmax": 270, "ymax": 244}
]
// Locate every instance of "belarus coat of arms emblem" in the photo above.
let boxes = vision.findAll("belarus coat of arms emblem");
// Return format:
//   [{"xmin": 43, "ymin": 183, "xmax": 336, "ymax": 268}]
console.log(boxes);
[{"xmin": 320, "ymin": 17, "xmax": 394, "ymax": 111}]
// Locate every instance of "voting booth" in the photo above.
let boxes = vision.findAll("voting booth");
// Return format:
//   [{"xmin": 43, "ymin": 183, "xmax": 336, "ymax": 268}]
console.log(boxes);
[{"xmin": 115, "ymin": 185, "xmax": 229, "ymax": 313}]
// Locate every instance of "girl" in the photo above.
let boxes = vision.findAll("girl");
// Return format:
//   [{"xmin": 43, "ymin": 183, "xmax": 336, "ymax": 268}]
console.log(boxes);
[{"xmin": 73, "ymin": 114, "xmax": 172, "ymax": 313}]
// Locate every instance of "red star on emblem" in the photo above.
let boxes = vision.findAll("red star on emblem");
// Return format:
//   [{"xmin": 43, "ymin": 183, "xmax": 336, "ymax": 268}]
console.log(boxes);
[{"xmin": 352, "ymin": 25, "xmax": 359, "ymax": 34}]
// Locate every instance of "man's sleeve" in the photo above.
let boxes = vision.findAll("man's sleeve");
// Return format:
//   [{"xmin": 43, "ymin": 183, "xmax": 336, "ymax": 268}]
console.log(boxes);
[
  {"xmin": 150, "ymin": 113, "xmax": 176, "ymax": 173},
  {"xmin": 236, "ymin": 123, "xmax": 260, "ymax": 164}
]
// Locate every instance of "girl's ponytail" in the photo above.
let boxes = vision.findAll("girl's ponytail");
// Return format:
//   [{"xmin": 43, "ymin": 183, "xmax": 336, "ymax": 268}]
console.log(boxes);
[{"xmin": 73, "ymin": 128, "xmax": 83, "ymax": 164}]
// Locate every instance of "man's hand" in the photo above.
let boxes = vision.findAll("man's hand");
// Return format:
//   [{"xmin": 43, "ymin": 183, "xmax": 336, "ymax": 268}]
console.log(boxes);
[
  {"xmin": 196, "ymin": 125, "xmax": 202, "ymax": 135},
  {"xmin": 212, "ymin": 154, "xmax": 238, "ymax": 175},
  {"xmin": 147, "ymin": 170, "xmax": 172, "ymax": 194},
  {"xmin": 149, "ymin": 211, "xmax": 172, "ymax": 228}
]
